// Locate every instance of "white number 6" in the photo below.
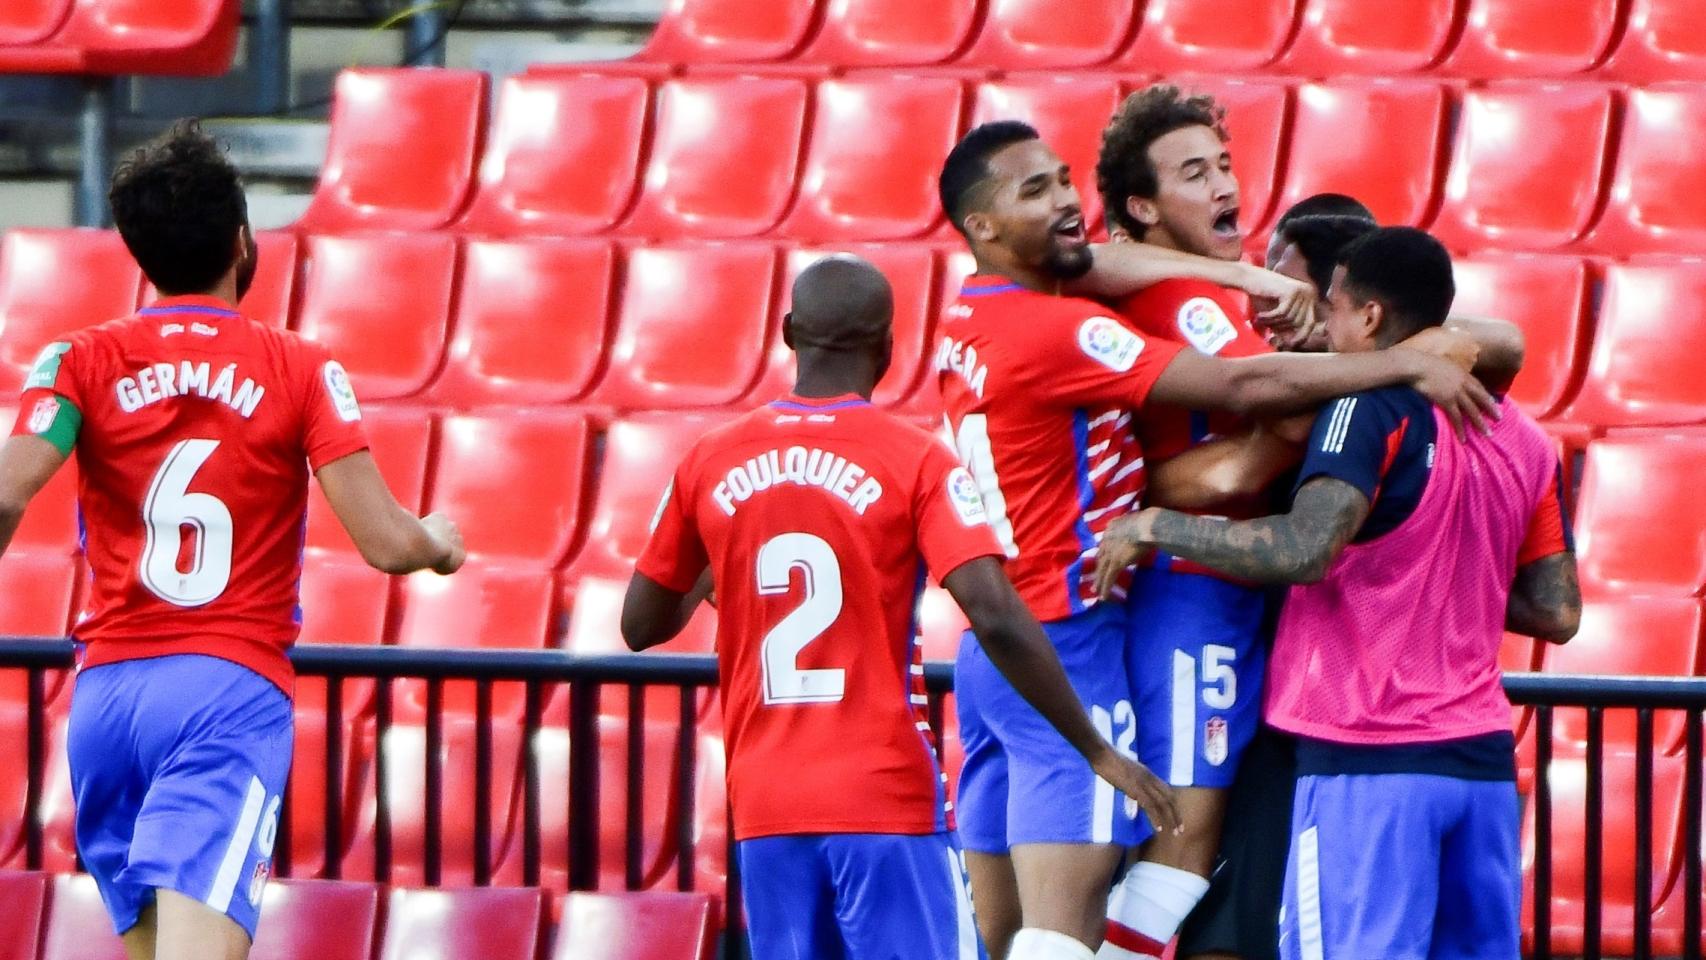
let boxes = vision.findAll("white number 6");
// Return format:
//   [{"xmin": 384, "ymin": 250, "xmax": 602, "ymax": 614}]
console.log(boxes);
[{"xmin": 140, "ymin": 438, "xmax": 233, "ymax": 608}]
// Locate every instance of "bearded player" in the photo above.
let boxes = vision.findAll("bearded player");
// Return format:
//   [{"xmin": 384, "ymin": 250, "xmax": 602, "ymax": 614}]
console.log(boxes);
[
  {"xmin": 622, "ymin": 255, "xmax": 1177, "ymax": 960},
  {"xmin": 934, "ymin": 120, "xmax": 1496, "ymax": 960},
  {"xmin": 0, "ymin": 122, "xmax": 466, "ymax": 960}
]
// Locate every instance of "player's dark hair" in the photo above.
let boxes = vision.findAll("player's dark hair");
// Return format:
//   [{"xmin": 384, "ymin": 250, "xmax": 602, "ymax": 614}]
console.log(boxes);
[
  {"xmin": 1097, "ymin": 84, "xmax": 1227, "ymax": 240},
  {"xmin": 1280, "ymin": 215, "xmax": 1378, "ymax": 294},
  {"xmin": 1336, "ymin": 227, "xmax": 1455, "ymax": 344},
  {"xmin": 1273, "ymin": 192, "xmax": 1375, "ymax": 231},
  {"xmin": 109, "ymin": 119, "xmax": 249, "ymax": 296},
  {"xmin": 938, "ymin": 120, "xmax": 1042, "ymax": 238}
]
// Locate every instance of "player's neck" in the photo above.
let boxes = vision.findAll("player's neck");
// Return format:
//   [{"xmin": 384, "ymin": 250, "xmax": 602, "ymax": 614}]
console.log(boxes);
[
  {"xmin": 793, "ymin": 363, "xmax": 875, "ymax": 401},
  {"xmin": 971, "ymin": 253, "xmax": 1058, "ymax": 296},
  {"xmin": 166, "ymin": 273, "xmax": 240, "ymax": 309}
]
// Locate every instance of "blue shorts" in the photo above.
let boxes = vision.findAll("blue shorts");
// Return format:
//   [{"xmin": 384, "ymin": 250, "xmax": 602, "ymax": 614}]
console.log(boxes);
[
  {"xmin": 738, "ymin": 832, "xmax": 982, "ymax": 960},
  {"xmin": 1126, "ymin": 568, "xmax": 1268, "ymax": 788},
  {"xmin": 68, "ymin": 654, "xmax": 293, "ymax": 939},
  {"xmin": 1280, "ymin": 773, "xmax": 1520, "ymax": 960},
  {"xmin": 955, "ymin": 603, "xmax": 1145, "ymax": 854}
]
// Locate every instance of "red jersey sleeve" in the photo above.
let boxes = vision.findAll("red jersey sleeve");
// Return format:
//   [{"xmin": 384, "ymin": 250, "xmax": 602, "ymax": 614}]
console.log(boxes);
[
  {"xmin": 12, "ymin": 336, "xmax": 92, "ymax": 452},
  {"xmin": 635, "ymin": 467, "xmax": 711, "ymax": 593},
  {"xmin": 1518, "ymin": 461, "xmax": 1574, "ymax": 566},
  {"xmin": 297, "ymin": 343, "xmax": 370, "ymax": 471},
  {"xmin": 1022, "ymin": 298, "xmax": 1185, "ymax": 411},
  {"xmin": 913, "ymin": 440, "xmax": 1005, "ymax": 582},
  {"xmin": 1117, "ymin": 279, "xmax": 1271, "ymax": 358}
]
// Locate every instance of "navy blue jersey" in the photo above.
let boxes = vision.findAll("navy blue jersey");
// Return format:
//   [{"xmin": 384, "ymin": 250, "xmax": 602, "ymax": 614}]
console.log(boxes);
[{"xmin": 1292, "ymin": 386, "xmax": 1437, "ymax": 542}]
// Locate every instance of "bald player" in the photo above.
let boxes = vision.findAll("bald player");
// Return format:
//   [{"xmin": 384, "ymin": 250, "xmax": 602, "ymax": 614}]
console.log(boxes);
[{"xmin": 624, "ymin": 256, "xmax": 1177, "ymax": 960}]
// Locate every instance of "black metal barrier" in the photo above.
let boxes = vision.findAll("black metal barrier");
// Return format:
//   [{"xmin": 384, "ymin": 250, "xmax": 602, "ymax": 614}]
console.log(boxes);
[{"xmin": 2, "ymin": 639, "xmax": 1703, "ymax": 959}]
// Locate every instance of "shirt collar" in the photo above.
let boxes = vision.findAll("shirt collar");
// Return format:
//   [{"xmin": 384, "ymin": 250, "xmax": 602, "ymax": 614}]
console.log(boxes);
[
  {"xmin": 769, "ymin": 393, "xmax": 871, "ymax": 412},
  {"xmin": 959, "ymin": 274, "xmax": 1028, "ymax": 297},
  {"xmin": 139, "ymin": 294, "xmax": 240, "ymax": 318}
]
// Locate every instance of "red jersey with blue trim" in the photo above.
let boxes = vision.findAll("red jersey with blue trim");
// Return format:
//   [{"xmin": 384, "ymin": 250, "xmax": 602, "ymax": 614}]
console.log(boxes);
[
  {"xmin": 10, "ymin": 295, "xmax": 369, "ymax": 695},
  {"xmin": 636, "ymin": 394, "xmax": 1003, "ymax": 840},
  {"xmin": 936, "ymin": 275, "xmax": 1185, "ymax": 621}
]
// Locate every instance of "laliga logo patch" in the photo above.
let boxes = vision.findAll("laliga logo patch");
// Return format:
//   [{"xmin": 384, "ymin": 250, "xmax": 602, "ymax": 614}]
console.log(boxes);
[
  {"xmin": 1177, "ymin": 297, "xmax": 1238, "ymax": 355},
  {"xmin": 947, "ymin": 467, "xmax": 989, "ymax": 526},
  {"xmin": 1204, "ymin": 716, "xmax": 1229, "ymax": 767},
  {"xmin": 322, "ymin": 361, "xmax": 361, "ymax": 423},
  {"xmin": 1076, "ymin": 317, "xmax": 1143, "ymax": 372}
]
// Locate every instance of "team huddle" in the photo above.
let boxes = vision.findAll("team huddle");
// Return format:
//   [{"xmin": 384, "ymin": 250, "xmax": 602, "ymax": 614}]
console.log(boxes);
[
  {"xmin": 0, "ymin": 83, "xmax": 1582, "ymax": 960},
  {"xmin": 631, "ymin": 84, "xmax": 1582, "ymax": 960}
]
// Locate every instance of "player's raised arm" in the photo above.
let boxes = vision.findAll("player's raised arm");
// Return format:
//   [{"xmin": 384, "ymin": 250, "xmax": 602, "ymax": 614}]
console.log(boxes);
[
  {"xmin": 0, "ymin": 433, "xmax": 70, "ymax": 559},
  {"xmin": 315, "ymin": 451, "xmax": 464, "ymax": 575},
  {"xmin": 943, "ymin": 556, "xmax": 1181, "ymax": 833},
  {"xmin": 1067, "ymin": 243, "xmax": 1317, "ymax": 330}
]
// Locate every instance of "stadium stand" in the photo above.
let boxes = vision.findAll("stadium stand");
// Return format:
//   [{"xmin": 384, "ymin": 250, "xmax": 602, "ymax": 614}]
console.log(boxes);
[
  {"xmin": 40, "ymin": 872, "xmax": 128, "ymax": 960},
  {"xmin": 12, "ymin": 0, "xmax": 1706, "ymax": 953}
]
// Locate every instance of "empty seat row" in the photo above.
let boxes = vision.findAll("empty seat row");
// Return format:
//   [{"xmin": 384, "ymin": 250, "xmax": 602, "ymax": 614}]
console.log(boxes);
[
  {"xmin": 0, "ymin": 0, "xmax": 237, "ymax": 76},
  {"xmin": 0, "ymin": 871, "xmax": 714, "ymax": 960},
  {"xmin": 0, "ymin": 230, "xmax": 943, "ymax": 411},
  {"xmin": 626, "ymin": 0, "xmax": 1706, "ymax": 81},
  {"xmin": 301, "ymin": 68, "xmax": 1706, "ymax": 259}
]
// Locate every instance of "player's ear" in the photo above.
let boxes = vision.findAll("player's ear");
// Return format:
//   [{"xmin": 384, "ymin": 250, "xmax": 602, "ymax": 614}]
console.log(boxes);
[
  {"xmin": 1126, "ymin": 195, "xmax": 1161, "ymax": 230},
  {"xmin": 962, "ymin": 211, "xmax": 997, "ymax": 243},
  {"xmin": 781, "ymin": 312, "xmax": 797, "ymax": 351},
  {"xmin": 1360, "ymin": 299, "xmax": 1385, "ymax": 342}
]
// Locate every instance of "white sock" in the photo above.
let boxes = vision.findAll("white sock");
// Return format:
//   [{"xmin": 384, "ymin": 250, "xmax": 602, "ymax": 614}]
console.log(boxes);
[
  {"xmin": 1010, "ymin": 928, "xmax": 1096, "ymax": 960},
  {"xmin": 1097, "ymin": 861, "xmax": 1212, "ymax": 959}
]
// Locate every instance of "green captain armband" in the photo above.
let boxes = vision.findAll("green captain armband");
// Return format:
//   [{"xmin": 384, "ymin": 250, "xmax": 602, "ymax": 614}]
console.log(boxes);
[{"xmin": 23, "ymin": 395, "xmax": 80, "ymax": 456}]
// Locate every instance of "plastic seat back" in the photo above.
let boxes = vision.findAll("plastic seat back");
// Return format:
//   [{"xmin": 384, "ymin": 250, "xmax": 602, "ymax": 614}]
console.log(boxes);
[
  {"xmin": 378, "ymin": 885, "xmax": 546, "ymax": 960},
  {"xmin": 1574, "ymin": 432, "xmax": 1706, "ymax": 595},
  {"xmin": 553, "ymin": 892, "xmax": 717, "ymax": 960},
  {"xmin": 1278, "ymin": 81, "xmax": 1445, "ymax": 228},
  {"xmin": 1584, "ymin": 87, "xmax": 1706, "ymax": 255},
  {"xmin": 795, "ymin": 0, "xmax": 978, "ymax": 66},
  {"xmin": 0, "ymin": 0, "xmax": 69, "ymax": 46},
  {"xmin": 1447, "ymin": 255, "xmax": 1588, "ymax": 418},
  {"xmin": 1562, "ymin": 261, "xmax": 1706, "ymax": 426},
  {"xmin": 637, "ymin": 0, "xmax": 817, "ymax": 63},
  {"xmin": 957, "ymin": 0, "xmax": 1136, "ymax": 68},
  {"xmin": 1276, "ymin": 0, "xmax": 1459, "ymax": 73},
  {"xmin": 1439, "ymin": 0, "xmax": 1621, "ymax": 77},
  {"xmin": 1117, "ymin": 0, "xmax": 1297, "ymax": 72},
  {"xmin": 0, "ymin": 229, "xmax": 140, "ymax": 393},
  {"xmin": 41, "ymin": 873, "xmax": 128, "ymax": 960},
  {"xmin": 1599, "ymin": 0, "xmax": 1706, "ymax": 82},
  {"xmin": 251, "ymin": 879, "xmax": 381, "ymax": 960}
]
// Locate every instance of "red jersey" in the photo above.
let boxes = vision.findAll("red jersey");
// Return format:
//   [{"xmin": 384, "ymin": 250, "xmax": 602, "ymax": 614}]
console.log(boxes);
[
  {"xmin": 935, "ymin": 275, "xmax": 1184, "ymax": 621},
  {"xmin": 636, "ymin": 394, "xmax": 1002, "ymax": 840},
  {"xmin": 11, "ymin": 296, "xmax": 369, "ymax": 694}
]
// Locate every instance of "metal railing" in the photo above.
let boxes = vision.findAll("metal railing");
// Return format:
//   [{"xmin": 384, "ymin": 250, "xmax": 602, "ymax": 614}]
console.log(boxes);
[{"xmin": 2, "ymin": 639, "xmax": 1702, "ymax": 959}]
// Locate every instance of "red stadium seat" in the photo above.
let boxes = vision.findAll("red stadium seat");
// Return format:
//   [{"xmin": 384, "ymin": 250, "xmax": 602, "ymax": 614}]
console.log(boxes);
[
  {"xmin": 298, "ymin": 551, "xmax": 391, "ymax": 647},
  {"xmin": 430, "ymin": 240, "xmax": 614, "ymax": 406},
  {"xmin": 793, "ymin": 0, "xmax": 977, "ymax": 67},
  {"xmin": 0, "ymin": 229, "xmax": 140, "ymax": 393},
  {"xmin": 519, "ymin": 719, "xmax": 683, "ymax": 892},
  {"xmin": 432, "ymin": 410, "xmax": 591, "ymax": 567},
  {"xmin": 377, "ymin": 885, "xmax": 546, "ymax": 960},
  {"xmin": 1116, "ymin": 0, "xmax": 1297, "ymax": 73},
  {"xmin": 40, "ymin": 872, "xmax": 127, "ymax": 960},
  {"xmin": 779, "ymin": 74, "xmax": 966, "ymax": 241},
  {"xmin": 0, "ymin": 0, "xmax": 69, "ymax": 46},
  {"xmin": 623, "ymin": 77, "xmax": 808, "ymax": 239},
  {"xmin": 0, "ymin": 0, "xmax": 237, "ymax": 76},
  {"xmin": 749, "ymin": 244, "xmax": 938, "ymax": 407},
  {"xmin": 1523, "ymin": 752, "xmax": 1685, "ymax": 957},
  {"xmin": 305, "ymin": 407, "xmax": 433, "ymax": 557},
  {"xmin": 1438, "ymin": 0, "xmax": 1621, "ymax": 77},
  {"xmin": 0, "ymin": 553, "xmax": 80, "ymax": 638},
  {"xmin": 565, "ymin": 573, "xmax": 717, "ymax": 656},
  {"xmin": 294, "ymin": 234, "xmax": 455, "ymax": 401},
  {"xmin": 917, "ymin": 583, "xmax": 969, "ymax": 662},
  {"xmin": 1275, "ymin": 0, "xmax": 1459, "ymax": 74},
  {"xmin": 554, "ymin": 892, "xmax": 717, "ymax": 960},
  {"xmin": 1430, "ymin": 85, "xmax": 1613, "ymax": 252},
  {"xmin": 342, "ymin": 718, "xmax": 524, "ymax": 887},
  {"xmin": 296, "ymin": 69, "xmax": 487, "ymax": 232},
  {"xmin": 1276, "ymin": 81, "xmax": 1445, "ymax": 229},
  {"xmin": 1543, "ymin": 595, "xmax": 1703, "ymax": 749},
  {"xmin": 0, "ymin": 398, "xmax": 80, "ymax": 552},
  {"xmin": 251, "ymin": 880, "xmax": 381, "ymax": 960},
  {"xmin": 590, "ymin": 244, "xmax": 776, "ymax": 410},
  {"xmin": 459, "ymin": 74, "xmax": 649, "ymax": 237},
  {"xmin": 1583, "ymin": 87, "xmax": 1706, "ymax": 255},
  {"xmin": 283, "ymin": 698, "xmax": 363, "ymax": 879},
  {"xmin": 394, "ymin": 565, "xmax": 556, "ymax": 653},
  {"xmin": 138, "ymin": 230, "xmax": 298, "ymax": 330},
  {"xmin": 635, "ymin": 0, "xmax": 816, "ymax": 64},
  {"xmin": 1164, "ymin": 77, "xmax": 1291, "ymax": 235},
  {"xmin": 1447, "ymin": 255, "xmax": 1589, "ymax": 418},
  {"xmin": 0, "ymin": 871, "xmax": 47, "ymax": 960},
  {"xmin": 562, "ymin": 415, "xmax": 735, "ymax": 578},
  {"xmin": 1599, "ymin": 0, "xmax": 1706, "ymax": 82},
  {"xmin": 969, "ymin": 76, "xmax": 1122, "ymax": 232},
  {"xmin": 1561, "ymin": 261, "xmax": 1706, "ymax": 426},
  {"xmin": 956, "ymin": 0, "xmax": 1136, "ymax": 69},
  {"xmin": 1574, "ymin": 432, "xmax": 1706, "ymax": 595}
]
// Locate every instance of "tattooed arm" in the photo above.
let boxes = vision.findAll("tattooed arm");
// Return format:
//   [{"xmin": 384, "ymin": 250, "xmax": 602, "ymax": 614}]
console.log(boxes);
[
  {"xmin": 1094, "ymin": 477, "xmax": 1370, "ymax": 597},
  {"xmin": 1505, "ymin": 552, "xmax": 1581, "ymax": 644}
]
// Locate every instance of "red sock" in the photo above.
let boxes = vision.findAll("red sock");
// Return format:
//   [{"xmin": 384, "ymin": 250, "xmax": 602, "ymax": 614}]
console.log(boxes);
[{"xmin": 1103, "ymin": 920, "xmax": 1166, "ymax": 958}]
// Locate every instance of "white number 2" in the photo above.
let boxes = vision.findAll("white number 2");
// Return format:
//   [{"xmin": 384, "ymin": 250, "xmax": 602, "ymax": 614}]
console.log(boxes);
[
  {"xmin": 756, "ymin": 533, "xmax": 845, "ymax": 705},
  {"xmin": 140, "ymin": 438, "xmax": 233, "ymax": 608},
  {"xmin": 951, "ymin": 414, "xmax": 1019, "ymax": 558}
]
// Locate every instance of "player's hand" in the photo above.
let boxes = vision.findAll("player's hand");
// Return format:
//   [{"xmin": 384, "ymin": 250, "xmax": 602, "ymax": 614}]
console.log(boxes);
[
  {"xmin": 1094, "ymin": 509, "xmax": 1160, "ymax": 600},
  {"xmin": 422, "ymin": 512, "xmax": 466, "ymax": 575},
  {"xmin": 1396, "ymin": 347, "xmax": 1502, "ymax": 439},
  {"xmin": 1091, "ymin": 747, "xmax": 1182, "ymax": 835},
  {"xmin": 1401, "ymin": 326, "xmax": 1480, "ymax": 373},
  {"xmin": 1239, "ymin": 264, "xmax": 1318, "ymax": 334}
]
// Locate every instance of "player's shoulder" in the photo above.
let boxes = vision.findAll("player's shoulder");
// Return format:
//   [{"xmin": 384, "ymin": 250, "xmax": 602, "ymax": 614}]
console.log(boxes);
[
  {"xmin": 1323, "ymin": 383, "xmax": 1433, "ymax": 430},
  {"xmin": 1120, "ymin": 278, "xmax": 1250, "ymax": 351}
]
